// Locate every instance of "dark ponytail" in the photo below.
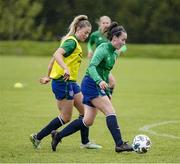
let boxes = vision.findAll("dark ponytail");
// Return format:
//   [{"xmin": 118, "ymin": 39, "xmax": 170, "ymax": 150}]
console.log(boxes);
[{"xmin": 106, "ymin": 22, "xmax": 126, "ymax": 41}]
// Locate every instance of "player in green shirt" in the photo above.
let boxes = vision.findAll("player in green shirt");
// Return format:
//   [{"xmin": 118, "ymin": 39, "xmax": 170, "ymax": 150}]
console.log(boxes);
[
  {"xmin": 87, "ymin": 16, "xmax": 127, "ymax": 95},
  {"xmin": 87, "ymin": 16, "xmax": 110, "ymax": 58},
  {"xmin": 50, "ymin": 22, "xmax": 133, "ymax": 153}
]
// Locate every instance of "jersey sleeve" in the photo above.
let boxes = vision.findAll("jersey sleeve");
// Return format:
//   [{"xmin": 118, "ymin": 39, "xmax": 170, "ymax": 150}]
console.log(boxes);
[
  {"xmin": 60, "ymin": 39, "xmax": 76, "ymax": 57},
  {"xmin": 87, "ymin": 33, "xmax": 95, "ymax": 53},
  {"xmin": 87, "ymin": 46, "xmax": 106, "ymax": 84}
]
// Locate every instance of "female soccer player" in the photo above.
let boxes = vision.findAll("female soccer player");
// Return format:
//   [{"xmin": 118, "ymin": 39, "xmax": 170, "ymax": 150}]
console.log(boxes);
[
  {"xmin": 51, "ymin": 22, "xmax": 133, "ymax": 153},
  {"xmin": 30, "ymin": 15, "xmax": 101, "ymax": 150},
  {"xmin": 87, "ymin": 16, "xmax": 111, "ymax": 59},
  {"xmin": 87, "ymin": 16, "xmax": 127, "ymax": 95}
]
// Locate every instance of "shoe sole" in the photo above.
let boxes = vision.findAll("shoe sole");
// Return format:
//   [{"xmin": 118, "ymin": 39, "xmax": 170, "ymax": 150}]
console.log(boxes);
[
  {"xmin": 80, "ymin": 145, "xmax": 102, "ymax": 149},
  {"xmin": 116, "ymin": 149, "xmax": 134, "ymax": 153}
]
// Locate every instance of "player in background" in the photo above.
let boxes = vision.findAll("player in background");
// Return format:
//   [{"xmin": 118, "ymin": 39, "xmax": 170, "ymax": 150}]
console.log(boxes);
[
  {"xmin": 30, "ymin": 15, "xmax": 101, "ymax": 150},
  {"xmin": 87, "ymin": 16, "xmax": 127, "ymax": 95},
  {"xmin": 50, "ymin": 22, "xmax": 133, "ymax": 153}
]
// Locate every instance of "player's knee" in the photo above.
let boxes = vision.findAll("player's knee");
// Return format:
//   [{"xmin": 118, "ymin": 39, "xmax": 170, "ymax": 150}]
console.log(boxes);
[
  {"xmin": 104, "ymin": 108, "xmax": 115, "ymax": 116},
  {"xmin": 83, "ymin": 119, "xmax": 93, "ymax": 127}
]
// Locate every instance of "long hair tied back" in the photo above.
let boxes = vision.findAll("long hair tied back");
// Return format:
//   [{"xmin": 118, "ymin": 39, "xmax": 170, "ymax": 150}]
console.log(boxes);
[
  {"xmin": 63, "ymin": 15, "xmax": 91, "ymax": 40},
  {"xmin": 107, "ymin": 22, "xmax": 126, "ymax": 40}
]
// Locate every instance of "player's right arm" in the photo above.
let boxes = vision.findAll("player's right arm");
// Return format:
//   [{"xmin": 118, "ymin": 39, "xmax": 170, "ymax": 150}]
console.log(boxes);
[
  {"xmin": 53, "ymin": 48, "xmax": 70, "ymax": 81},
  {"xmin": 40, "ymin": 57, "xmax": 55, "ymax": 84},
  {"xmin": 87, "ymin": 46, "xmax": 106, "ymax": 86},
  {"xmin": 40, "ymin": 39, "xmax": 76, "ymax": 83}
]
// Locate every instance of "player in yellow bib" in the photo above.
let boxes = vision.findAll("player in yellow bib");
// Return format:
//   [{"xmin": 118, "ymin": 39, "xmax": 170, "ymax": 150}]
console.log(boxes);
[
  {"xmin": 30, "ymin": 15, "xmax": 101, "ymax": 150},
  {"xmin": 50, "ymin": 35, "xmax": 82, "ymax": 81}
]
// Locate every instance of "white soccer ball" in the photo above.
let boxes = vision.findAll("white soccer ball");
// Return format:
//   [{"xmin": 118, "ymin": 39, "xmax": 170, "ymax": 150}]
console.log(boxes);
[{"xmin": 132, "ymin": 134, "xmax": 151, "ymax": 154}]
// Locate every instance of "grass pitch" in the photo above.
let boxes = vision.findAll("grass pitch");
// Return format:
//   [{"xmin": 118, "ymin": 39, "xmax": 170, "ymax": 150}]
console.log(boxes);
[{"xmin": 0, "ymin": 56, "xmax": 179, "ymax": 163}]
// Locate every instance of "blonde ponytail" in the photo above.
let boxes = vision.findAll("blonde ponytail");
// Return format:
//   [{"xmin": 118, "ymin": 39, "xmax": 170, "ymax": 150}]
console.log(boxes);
[{"xmin": 62, "ymin": 15, "xmax": 91, "ymax": 41}]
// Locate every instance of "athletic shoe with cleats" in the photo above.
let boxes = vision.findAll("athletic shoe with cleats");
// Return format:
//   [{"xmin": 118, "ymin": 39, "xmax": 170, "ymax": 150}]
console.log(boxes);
[
  {"xmin": 30, "ymin": 133, "xmax": 41, "ymax": 149},
  {"xmin": 115, "ymin": 142, "xmax": 133, "ymax": 153},
  {"xmin": 80, "ymin": 142, "xmax": 102, "ymax": 149},
  {"xmin": 51, "ymin": 130, "xmax": 61, "ymax": 151}
]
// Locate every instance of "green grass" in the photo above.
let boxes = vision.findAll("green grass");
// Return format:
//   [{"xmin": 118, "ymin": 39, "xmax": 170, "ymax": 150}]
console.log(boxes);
[
  {"xmin": 0, "ymin": 56, "xmax": 179, "ymax": 163},
  {"xmin": 0, "ymin": 41, "xmax": 59, "ymax": 57},
  {"xmin": 0, "ymin": 41, "xmax": 180, "ymax": 58}
]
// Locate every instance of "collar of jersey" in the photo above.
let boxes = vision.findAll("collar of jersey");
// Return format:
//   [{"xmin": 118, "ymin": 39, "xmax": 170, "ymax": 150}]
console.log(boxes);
[{"xmin": 108, "ymin": 41, "xmax": 116, "ymax": 52}]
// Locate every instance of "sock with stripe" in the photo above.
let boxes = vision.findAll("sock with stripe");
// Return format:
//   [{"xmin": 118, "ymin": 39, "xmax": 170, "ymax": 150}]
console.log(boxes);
[{"xmin": 37, "ymin": 117, "xmax": 64, "ymax": 140}]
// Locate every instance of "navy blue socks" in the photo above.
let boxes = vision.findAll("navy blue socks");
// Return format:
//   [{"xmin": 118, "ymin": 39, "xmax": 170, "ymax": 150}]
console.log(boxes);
[
  {"xmin": 79, "ymin": 115, "xmax": 89, "ymax": 144},
  {"xmin": 37, "ymin": 117, "xmax": 64, "ymax": 140},
  {"xmin": 106, "ymin": 114, "xmax": 123, "ymax": 147},
  {"xmin": 56, "ymin": 118, "xmax": 88, "ymax": 142}
]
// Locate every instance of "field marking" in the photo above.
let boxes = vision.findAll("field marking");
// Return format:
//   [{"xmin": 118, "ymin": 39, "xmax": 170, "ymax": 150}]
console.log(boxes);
[{"xmin": 139, "ymin": 120, "xmax": 180, "ymax": 139}]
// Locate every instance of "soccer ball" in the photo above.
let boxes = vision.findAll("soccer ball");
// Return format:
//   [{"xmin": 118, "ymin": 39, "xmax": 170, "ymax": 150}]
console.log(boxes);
[{"xmin": 132, "ymin": 134, "xmax": 151, "ymax": 154}]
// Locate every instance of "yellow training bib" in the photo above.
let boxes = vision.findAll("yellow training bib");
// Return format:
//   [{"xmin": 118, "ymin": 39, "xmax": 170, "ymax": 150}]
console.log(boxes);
[{"xmin": 50, "ymin": 36, "xmax": 82, "ymax": 81}]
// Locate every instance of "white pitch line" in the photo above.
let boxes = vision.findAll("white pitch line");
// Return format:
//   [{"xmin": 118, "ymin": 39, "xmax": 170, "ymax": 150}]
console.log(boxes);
[{"xmin": 139, "ymin": 120, "xmax": 180, "ymax": 139}]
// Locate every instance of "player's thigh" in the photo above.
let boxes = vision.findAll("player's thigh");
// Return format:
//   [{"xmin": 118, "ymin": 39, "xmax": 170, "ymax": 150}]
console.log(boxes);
[
  {"xmin": 83, "ymin": 105, "xmax": 98, "ymax": 126},
  {"xmin": 57, "ymin": 99, "xmax": 74, "ymax": 122},
  {"xmin": 91, "ymin": 96, "xmax": 115, "ymax": 115},
  {"xmin": 74, "ymin": 92, "xmax": 84, "ymax": 115}
]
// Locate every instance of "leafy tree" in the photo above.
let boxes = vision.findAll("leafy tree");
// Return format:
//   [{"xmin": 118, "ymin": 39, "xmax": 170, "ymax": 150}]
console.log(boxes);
[
  {"xmin": 0, "ymin": 0, "xmax": 43, "ymax": 40},
  {"xmin": 114, "ymin": 0, "xmax": 180, "ymax": 43},
  {"xmin": 147, "ymin": 0, "xmax": 180, "ymax": 43},
  {"xmin": 0, "ymin": 0, "xmax": 179, "ymax": 43}
]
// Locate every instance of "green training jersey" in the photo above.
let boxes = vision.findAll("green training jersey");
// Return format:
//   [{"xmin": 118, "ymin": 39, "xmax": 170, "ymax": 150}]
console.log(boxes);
[
  {"xmin": 86, "ymin": 42, "xmax": 118, "ymax": 85},
  {"xmin": 87, "ymin": 30, "xmax": 108, "ymax": 52}
]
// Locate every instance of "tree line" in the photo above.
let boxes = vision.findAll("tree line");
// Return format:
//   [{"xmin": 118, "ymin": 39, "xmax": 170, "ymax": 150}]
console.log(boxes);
[{"xmin": 0, "ymin": 0, "xmax": 179, "ymax": 43}]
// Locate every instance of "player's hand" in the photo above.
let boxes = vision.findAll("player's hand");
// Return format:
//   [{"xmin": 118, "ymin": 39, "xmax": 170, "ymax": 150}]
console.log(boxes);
[
  {"xmin": 120, "ymin": 44, "xmax": 127, "ymax": 53},
  {"xmin": 40, "ymin": 76, "xmax": 51, "ymax": 84},
  {"xmin": 63, "ymin": 69, "xmax": 70, "ymax": 81},
  {"xmin": 116, "ymin": 45, "xmax": 127, "ymax": 55},
  {"xmin": 99, "ymin": 81, "xmax": 108, "ymax": 90}
]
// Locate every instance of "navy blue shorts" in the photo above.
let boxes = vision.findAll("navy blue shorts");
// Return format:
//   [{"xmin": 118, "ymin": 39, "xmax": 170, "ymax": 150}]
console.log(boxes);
[
  {"xmin": 81, "ymin": 76, "xmax": 107, "ymax": 107},
  {"xmin": 52, "ymin": 79, "xmax": 81, "ymax": 100}
]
